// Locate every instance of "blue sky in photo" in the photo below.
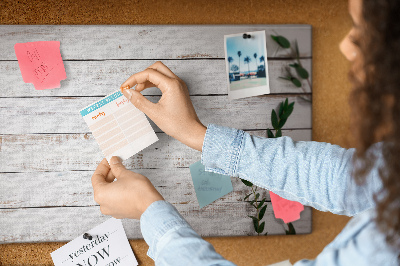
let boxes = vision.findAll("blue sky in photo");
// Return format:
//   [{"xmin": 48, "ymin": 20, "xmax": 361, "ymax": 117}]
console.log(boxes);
[{"xmin": 226, "ymin": 31, "xmax": 266, "ymax": 73}]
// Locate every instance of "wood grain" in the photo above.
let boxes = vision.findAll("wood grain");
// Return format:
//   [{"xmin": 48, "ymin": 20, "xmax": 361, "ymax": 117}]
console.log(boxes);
[
  {"xmin": 0, "ymin": 25, "xmax": 312, "ymax": 60},
  {"xmin": 0, "ymin": 95, "xmax": 311, "ymax": 134},
  {"xmin": 0, "ymin": 59, "xmax": 312, "ymax": 97},
  {"xmin": 0, "ymin": 130, "xmax": 311, "ymax": 173},
  {"xmin": 0, "ymin": 204, "xmax": 312, "ymax": 243}
]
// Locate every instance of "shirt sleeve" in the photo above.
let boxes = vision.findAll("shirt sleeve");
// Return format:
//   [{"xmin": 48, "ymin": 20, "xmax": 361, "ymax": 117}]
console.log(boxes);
[
  {"xmin": 140, "ymin": 200, "xmax": 237, "ymax": 266},
  {"xmin": 201, "ymin": 124, "xmax": 383, "ymax": 216}
]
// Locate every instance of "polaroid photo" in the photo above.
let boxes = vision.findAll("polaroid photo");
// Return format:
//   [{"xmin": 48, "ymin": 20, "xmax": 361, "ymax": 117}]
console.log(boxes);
[{"xmin": 224, "ymin": 30, "xmax": 270, "ymax": 100}]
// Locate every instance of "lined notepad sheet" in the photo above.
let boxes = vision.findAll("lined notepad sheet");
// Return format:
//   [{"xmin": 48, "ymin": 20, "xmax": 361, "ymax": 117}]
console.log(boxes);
[{"xmin": 80, "ymin": 90, "xmax": 158, "ymax": 162}]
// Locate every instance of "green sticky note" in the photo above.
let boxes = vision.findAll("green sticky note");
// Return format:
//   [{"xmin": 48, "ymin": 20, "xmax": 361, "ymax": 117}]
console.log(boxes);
[{"xmin": 189, "ymin": 160, "xmax": 233, "ymax": 208}]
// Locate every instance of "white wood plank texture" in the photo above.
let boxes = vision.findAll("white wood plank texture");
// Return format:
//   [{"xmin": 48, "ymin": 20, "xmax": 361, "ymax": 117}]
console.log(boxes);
[
  {"xmin": 0, "ymin": 25, "xmax": 312, "ymax": 243},
  {"xmin": 0, "ymin": 25, "xmax": 312, "ymax": 60},
  {"xmin": 0, "ymin": 59, "xmax": 312, "ymax": 97}
]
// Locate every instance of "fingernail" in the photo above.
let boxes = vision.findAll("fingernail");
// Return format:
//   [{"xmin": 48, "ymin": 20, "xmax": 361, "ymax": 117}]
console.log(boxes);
[
  {"xmin": 120, "ymin": 85, "xmax": 130, "ymax": 93},
  {"xmin": 110, "ymin": 156, "xmax": 122, "ymax": 165},
  {"xmin": 125, "ymin": 89, "xmax": 133, "ymax": 100}
]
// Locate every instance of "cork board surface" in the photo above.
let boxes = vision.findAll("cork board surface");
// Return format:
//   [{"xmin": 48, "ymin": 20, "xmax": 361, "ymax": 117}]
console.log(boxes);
[{"xmin": 0, "ymin": 0, "xmax": 352, "ymax": 265}]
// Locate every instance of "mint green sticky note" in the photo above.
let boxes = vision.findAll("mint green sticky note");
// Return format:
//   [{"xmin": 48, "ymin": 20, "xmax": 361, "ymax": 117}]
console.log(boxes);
[{"xmin": 189, "ymin": 160, "xmax": 233, "ymax": 208}]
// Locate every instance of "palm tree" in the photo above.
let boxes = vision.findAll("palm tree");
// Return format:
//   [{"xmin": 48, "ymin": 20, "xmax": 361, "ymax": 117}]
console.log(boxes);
[
  {"xmin": 253, "ymin": 53, "xmax": 258, "ymax": 73},
  {"xmin": 227, "ymin": 56, "xmax": 233, "ymax": 73},
  {"xmin": 260, "ymin": 55, "xmax": 265, "ymax": 70},
  {"xmin": 237, "ymin": 51, "xmax": 242, "ymax": 77},
  {"xmin": 244, "ymin": 56, "xmax": 251, "ymax": 78}
]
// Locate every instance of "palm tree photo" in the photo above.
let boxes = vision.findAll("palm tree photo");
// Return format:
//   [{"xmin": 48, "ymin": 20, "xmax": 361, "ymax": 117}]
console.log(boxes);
[
  {"xmin": 253, "ymin": 53, "xmax": 258, "ymax": 74},
  {"xmin": 244, "ymin": 56, "xmax": 251, "ymax": 77},
  {"xmin": 237, "ymin": 51, "xmax": 242, "ymax": 76}
]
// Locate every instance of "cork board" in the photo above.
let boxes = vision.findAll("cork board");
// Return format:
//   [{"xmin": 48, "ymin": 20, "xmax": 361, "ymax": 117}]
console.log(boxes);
[{"xmin": 0, "ymin": 0, "xmax": 352, "ymax": 265}]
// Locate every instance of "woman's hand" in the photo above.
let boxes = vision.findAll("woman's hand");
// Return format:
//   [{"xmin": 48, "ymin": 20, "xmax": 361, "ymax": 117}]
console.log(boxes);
[
  {"xmin": 120, "ymin": 61, "xmax": 206, "ymax": 151},
  {"xmin": 91, "ymin": 157, "xmax": 164, "ymax": 219}
]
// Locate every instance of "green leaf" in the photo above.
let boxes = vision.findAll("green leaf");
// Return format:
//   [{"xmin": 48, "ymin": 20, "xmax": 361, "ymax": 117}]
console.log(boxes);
[
  {"xmin": 264, "ymin": 232, "xmax": 268, "ymax": 236},
  {"xmin": 248, "ymin": 215, "xmax": 258, "ymax": 220},
  {"xmin": 295, "ymin": 40, "xmax": 300, "ymax": 59},
  {"xmin": 278, "ymin": 118, "xmax": 287, "ymax": 128},
  {"xmin": 271, "ymin": 110, "xmax": 278, "ymax": 129},
  {"xmin": 280, "ymin": 105, "xmax": 294, "ymax": 121},
  {"xmin": 243, "ymin": 193, "xmax": 251, "ymax": 201},
  {"xmin": 252, "ymin": 217, "xmax": 259, "ymax": 232},
  {"xmin": 240, "ymin": 179, "xmax": 253, "ymax": 187},
  {"xmin": 258, "ymin": 221, "xmax": 265, "ymax": 234},
  {"xmin": 279, "ymin": 76, "xmax": 292, "ymax": 81},
  {"xmin": 276, "ymin": 129, "xmax": 282, "ymax": 137},
  {"xmin": 288, "ymin": 102, "xmax": 295, "ymax": 110},
  {"xmin": 279, "ymin": 102, "xmax": 284, "ymax": 117},
  {"xmin": 267, "ymin": 129, "xmax": 275, "ymax": 138},
  {"xmin": 291, "ymin": 77, "xmax": 302, "ymax": 87},
  {"xmin": 255, "ymin": 193, "xmax": 260, "ymax": 201},
  {"xmin": 285, "ymin": 222, "xmax": 297, "ymax": 235},
  {"xmin": 259, "ymin": 204, "xmax": 268, "ymax": 220},
  {"xmin": 296, "ymin": 67, "xmax": 309, "ymax": 79},
  {"xmin": 284, "ymin": 98, "xmax": 289, "ymax": 109},
  {"xmin": 250, "ymin": 199, "xmax": 255, "ymax": 206},
  {"xmin": 271, "ymin": 35, "xmax": 290, "ymax": 48},
  {"xmin": 257, "ymin": 198, "xmax": 266, "ymax": 209},
  {"xmin": 289, "ymin": 63, "xmax": 299, "ymax": 68}
]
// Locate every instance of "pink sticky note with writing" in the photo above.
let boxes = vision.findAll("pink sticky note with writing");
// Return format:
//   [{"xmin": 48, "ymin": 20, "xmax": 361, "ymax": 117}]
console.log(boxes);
[
  {"xmin": 270, "ymin": 191, "xmax": 304, "ymax": 223},
  {"xmin": 14, "ymin": 41, "xmax": 66, "ymax": 90}
]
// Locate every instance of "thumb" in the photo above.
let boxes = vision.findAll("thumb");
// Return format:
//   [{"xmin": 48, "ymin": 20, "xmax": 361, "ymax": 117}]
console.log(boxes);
[
  {"xmin": 123, "ymin": 89, "xmax": 156, "ymax": 115},
  {"xmin": 109, "ymin": 156, "xmax": 128, "ymax": 178}
]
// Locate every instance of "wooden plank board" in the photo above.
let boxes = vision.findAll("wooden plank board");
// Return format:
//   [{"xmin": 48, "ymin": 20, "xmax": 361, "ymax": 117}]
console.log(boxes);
[
  {"xmin": 0, "ymin": 24, "xmax": 312, "ymax": 243},
  {"xmin": 0, "ymin": 130, "xmax": 311, "ymax": 173},
  {"xmin": 0, "ymin": 25, "xmax": 312, "ymax": 60},
  {"xmin": 0, "ymin": 59, "xmax": 312, "ymax": 97},
  {"xmin": 0, "ymin": 204, "xmax": 312, "ymax": 243},
  {"xmin": 0, "ymin": 95, "xmax": 312, "ymax": 134}
]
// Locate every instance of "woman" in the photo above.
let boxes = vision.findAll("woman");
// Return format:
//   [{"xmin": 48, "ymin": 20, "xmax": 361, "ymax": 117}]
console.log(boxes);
[{"xmin": 91, "ymin": 0, "xmax": 400, "ymax": 264}]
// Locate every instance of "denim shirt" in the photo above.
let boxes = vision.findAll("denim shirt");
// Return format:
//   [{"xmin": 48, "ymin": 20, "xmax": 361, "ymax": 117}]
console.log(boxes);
[{"xmin": 140, "ymin": 124, "xmax": 399, "ymax": 265}]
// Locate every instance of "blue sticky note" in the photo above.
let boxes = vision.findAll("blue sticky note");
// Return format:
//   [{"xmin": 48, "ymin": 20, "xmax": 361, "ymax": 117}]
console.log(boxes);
[{"xmin": 189, "ymin": 160, "xmax": 233, "ymax": 208}]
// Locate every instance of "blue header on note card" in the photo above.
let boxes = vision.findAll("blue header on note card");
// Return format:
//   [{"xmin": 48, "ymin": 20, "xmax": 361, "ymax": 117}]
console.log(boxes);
[{"xmin": 80, "ymin": 91, "xmax": 123, "ymax": 117}]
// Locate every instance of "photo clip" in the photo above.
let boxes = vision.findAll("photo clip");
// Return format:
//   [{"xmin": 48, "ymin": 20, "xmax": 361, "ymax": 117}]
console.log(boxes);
[
  {"xmin": 83, "ymin": 233, "xmax": 95, "ymax": 240},
  {"xmin": 242, "ymin": 33, "xmax": 252, "ymax": 39}
]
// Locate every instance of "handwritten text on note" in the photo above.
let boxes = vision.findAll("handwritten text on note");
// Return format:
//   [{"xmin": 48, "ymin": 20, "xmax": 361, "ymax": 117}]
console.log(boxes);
[{"xmin": 14, "ymin": 41, "xmax": 67, "ymax": 90}]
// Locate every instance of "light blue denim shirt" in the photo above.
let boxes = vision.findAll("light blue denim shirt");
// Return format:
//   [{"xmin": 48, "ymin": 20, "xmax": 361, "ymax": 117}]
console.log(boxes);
[{"xmin": 140, "ymin": 124, "xmax": 399, "ymax": 265}]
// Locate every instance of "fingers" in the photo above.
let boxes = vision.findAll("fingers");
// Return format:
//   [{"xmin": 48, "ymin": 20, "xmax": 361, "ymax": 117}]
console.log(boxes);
[
  {"xmin": 147, "ymin": 61, "xmax": 177, "ymax": 79},
  {"xmin": 121, "ymin": 68, "xmax": 171, "ymax": 94},
  {"xmin": 109, "ymin": 156, "xmax": 129, "ymax": 179},
  {"xmin": 121, "ymin": 89, "xmax": 158, "ymax": 117},
  {"xmin": 91, "ymin": 159, "xmax": 110, "ymax": 189}
]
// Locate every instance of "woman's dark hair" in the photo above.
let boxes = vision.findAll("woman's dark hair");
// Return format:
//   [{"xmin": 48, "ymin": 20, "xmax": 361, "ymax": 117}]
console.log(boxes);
[{"xmin": 349, "ymin": 0, "xmax": 400, "ymax": 252}]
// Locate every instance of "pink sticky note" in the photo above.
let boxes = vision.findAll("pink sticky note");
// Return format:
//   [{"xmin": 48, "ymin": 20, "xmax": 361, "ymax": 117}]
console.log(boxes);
[
  {"xmin": 14, "ymin": 41, "xmax": 66, "ymax": 90},
  {"xmin": 270, "ymin": 191, "xmax": 304, "ymax": 223}
]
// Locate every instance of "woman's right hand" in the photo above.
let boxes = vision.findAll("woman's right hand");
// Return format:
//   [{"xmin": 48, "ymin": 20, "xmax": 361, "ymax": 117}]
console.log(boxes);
[{"xmin": 120, "ymin": 61, "xmax": 207, "ymax": 151}]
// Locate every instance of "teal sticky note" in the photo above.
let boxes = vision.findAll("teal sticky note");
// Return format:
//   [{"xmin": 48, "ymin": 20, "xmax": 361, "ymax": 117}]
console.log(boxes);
[{"xmin": 189, "ymin": 160, "xmax": 233, "ymax": 208}]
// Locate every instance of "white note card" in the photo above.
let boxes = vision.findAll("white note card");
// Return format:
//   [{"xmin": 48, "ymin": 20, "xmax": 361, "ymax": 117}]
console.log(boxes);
[
  {"xmin": 51, "ymin": 218, "xmax": 138, "ymax": 266},
  {"xmin": 80, "ymin": 90, "xmax": 158, "ymax": 162}
]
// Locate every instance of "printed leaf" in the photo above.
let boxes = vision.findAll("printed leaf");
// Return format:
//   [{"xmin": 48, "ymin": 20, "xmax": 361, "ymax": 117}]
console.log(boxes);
[
  {"xmin": 257, "ymin": 198, "xmax": 266, "ymax": 209},
  {"xmin": 267, "ymin": 129, "xmax": 275, "ymax": 138},
  {"xmin": 291, "ymin": 77, "xmax": 302, "ymax": 87},
  {"xmin": 259, "ymin": 204, "xmax": 268, "ymax": 220},
  {"xmin": 279, "ymin": 102, "xmax": 284, "ymax": 117},
  {"xmin": 258, "ymin": 221, "xmax": 265, "ymax": 234},
  {"xmin": 278, "ymin": 118, "xmax": 287, "ymax": 128},
  {"xmin": 243, "ymin": 193, "xmax": 251, "ymax": 201},
  {"xmin": 285, "ymin": 222, "xmax": 297, "ymax": 235},
  {"xmin": 240, "ymin": 179, "xmax": 253, "ymax": 187},
  {"xmin": 253, "ymin": 217, "xmax": 259, "ymax": 232},
  {"xmin": 296, "ymin": 67, "xmax": 309, "ymax": 79},
  {"xmin": 271, "ymin": 35, "xmax": 290, "ymax": 48},
  {"xmin": 276, "ymin": 129, "xmax": 282, "ymax": 137},
  {"xmin": 271, "ymin": 110, "xmax": 278, "ymax": 129}
]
